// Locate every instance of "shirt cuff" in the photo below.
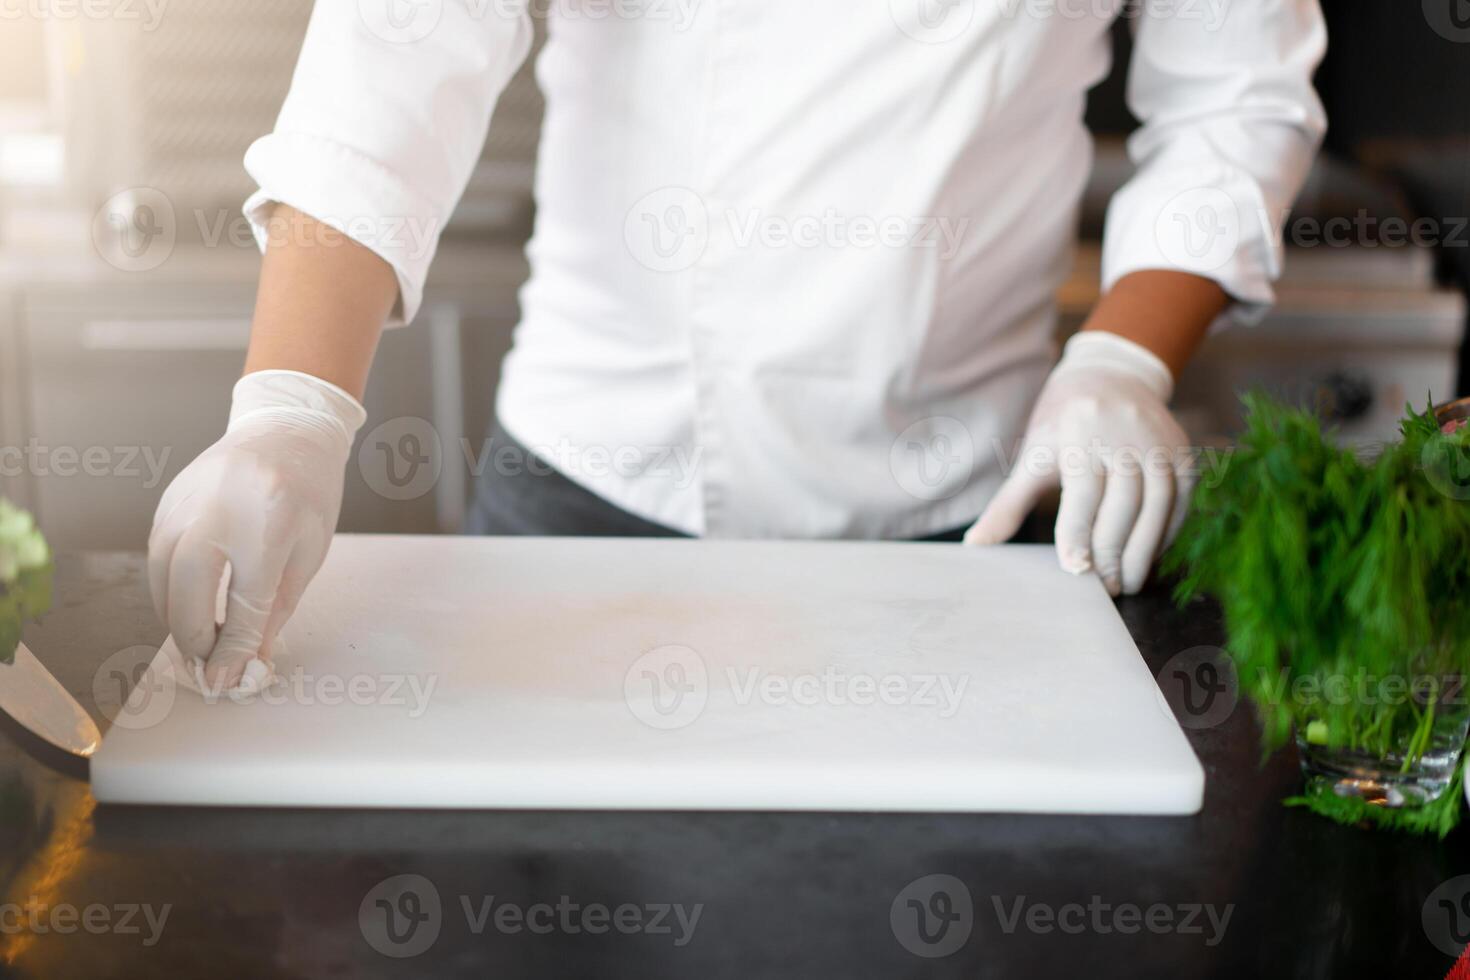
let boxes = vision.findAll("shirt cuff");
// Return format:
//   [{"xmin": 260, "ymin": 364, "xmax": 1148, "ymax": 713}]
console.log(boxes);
[
  {"xmin": 242, "ymin": 131, "xmax": 446, "ymax": 326},
  {"xmin": 1100, "ymin": 160, "xmax": 1281, "ymax": 329}
]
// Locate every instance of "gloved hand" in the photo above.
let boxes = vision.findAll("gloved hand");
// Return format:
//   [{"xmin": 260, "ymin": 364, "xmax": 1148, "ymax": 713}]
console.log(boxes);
[
  {"xmin": 148, "ymin": 370, "xmax": 366, "ymax": 691},
  {"xmin": 964, "ymin": 331, "xmax": 1194, "ymax": 596}
]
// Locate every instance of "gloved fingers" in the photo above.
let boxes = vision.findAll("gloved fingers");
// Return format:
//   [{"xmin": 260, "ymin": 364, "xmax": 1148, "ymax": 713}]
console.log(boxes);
[
  {"xmin": 963, "ymin": 462, "xmax": 1051, "ymax": 546},
  {"xmin": 148, "ymin": 459, "xmax": 210, "ymax": 628},
  {"xmin": 1121, "ymin": 460, "xmax": 1177, "ymax": 596},
  {"xmin": 165, "ymin": 525, "xmax": 228, "ymax": 663},
  {"xmin": 1053, "ymin": 458, "xmax": 1105, "ymax": 575},
  {"xmin": 259, "ymin": 585, "xmax": 298, "ymax": 659},
  {"xmin": 1162, "ymin": 451, "xmax": 1200, "ymax": 552},
  {"xmin": 147, "ymin": 520, "xmax": 185, "ymax": 630},
  {"xmin": 255, "ymin": 542, "xmax": 316, "ymax": 663},
  {"xmin": 1090, "ymin": 453, "xmax": 1144, "ymax": 597},
  {"xmin": 202, "ymin": 554, "xmax": 287, "ymax": 694}
]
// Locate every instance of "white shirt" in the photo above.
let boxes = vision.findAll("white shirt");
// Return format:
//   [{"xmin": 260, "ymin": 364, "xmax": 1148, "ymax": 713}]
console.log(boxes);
[{"xmin": 244, "ymin": 0, "xmax": 1325, "ymax": 539}]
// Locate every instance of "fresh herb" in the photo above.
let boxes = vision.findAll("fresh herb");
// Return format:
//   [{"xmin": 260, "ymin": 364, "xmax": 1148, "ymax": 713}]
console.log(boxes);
[
  {"xmin": 1284, "ymin": 757, "xmax": 1465, "ymax": 839},
  {"xmin": 0, "ymin": 500, "xmax": 52, "ymax": 665},
  {"xmin": 1163, "ymin": 394, "xmax": 1470, "ymax": 832}
]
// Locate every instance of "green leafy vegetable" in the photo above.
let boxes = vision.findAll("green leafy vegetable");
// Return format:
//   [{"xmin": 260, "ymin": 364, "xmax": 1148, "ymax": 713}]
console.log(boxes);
[
  {"xmin": 1284, "ymin": 757, "xmax": 1465, "ymax": 839},
  {"xmin": 0, "ymin": 500, "xmax": 52, "ymax": 665},
  {"xmin": 1164, "ymin": 395, "xmax": 1470, "ymax": 833}
]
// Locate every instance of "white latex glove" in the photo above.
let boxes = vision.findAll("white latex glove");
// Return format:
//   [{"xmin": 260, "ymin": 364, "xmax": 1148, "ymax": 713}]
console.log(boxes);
[
  {"xmin": 148, "ymin": 370, "xmax": 366, "ymax": 691},
  {"xmin": 964, "ymin": 331, "xmax": 1194, "ymax": 597}
]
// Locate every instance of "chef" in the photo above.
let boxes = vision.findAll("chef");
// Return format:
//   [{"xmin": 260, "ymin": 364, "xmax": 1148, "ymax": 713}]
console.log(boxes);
[{"xmin": 148, "ymin": 0, "xmax": 1326, "ymax": 690}]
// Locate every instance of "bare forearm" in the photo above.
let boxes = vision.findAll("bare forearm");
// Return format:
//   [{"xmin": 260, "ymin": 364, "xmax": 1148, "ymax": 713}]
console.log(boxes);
[
  {"xmin": 1080, "ymin": 269, "xmax": 1227, "ymax": 380},
  {"xmin": 243, "ymin": 204, "xmax": 399, "ymax": 400}
]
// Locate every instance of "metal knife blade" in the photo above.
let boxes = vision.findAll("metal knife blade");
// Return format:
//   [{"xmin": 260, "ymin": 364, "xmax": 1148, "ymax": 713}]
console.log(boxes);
[{"xmin": 0, "ymin": 641, "xmax": 101, "ymax": 757}]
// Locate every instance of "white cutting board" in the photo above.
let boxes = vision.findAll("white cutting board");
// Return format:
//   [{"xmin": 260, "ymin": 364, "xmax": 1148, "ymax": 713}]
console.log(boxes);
[{"xmin": 92, "ymin": 536, "xmax": 1204, "ymax": 814}]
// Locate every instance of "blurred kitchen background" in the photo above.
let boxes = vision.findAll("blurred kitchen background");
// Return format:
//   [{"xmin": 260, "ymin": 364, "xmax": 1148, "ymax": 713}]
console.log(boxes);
[{"xmin": 0, "ymin": 2, "xmax": 1466, "ymax": 550}]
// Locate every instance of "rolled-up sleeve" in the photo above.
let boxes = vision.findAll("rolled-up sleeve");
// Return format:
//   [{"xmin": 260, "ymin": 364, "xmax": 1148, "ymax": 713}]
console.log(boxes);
[
  {"xmin": 1101, "ymin": 0, "xmax": 1327, "ymax": 325},
  {"xmin": 242, "ymin": 1, "xmax": 533, "ymax": 325}
]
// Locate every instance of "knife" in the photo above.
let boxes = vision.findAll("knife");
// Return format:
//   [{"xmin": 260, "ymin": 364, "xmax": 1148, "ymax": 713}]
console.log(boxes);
[{"xmin": 0, "ymin": 641, "xmax": 101, "ymax": 757}]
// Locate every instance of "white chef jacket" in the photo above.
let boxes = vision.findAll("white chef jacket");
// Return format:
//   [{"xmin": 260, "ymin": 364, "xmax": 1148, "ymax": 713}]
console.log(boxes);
[{"xmin": 244, "ymin": 0, "xmax": 1326, "ymax": 539}]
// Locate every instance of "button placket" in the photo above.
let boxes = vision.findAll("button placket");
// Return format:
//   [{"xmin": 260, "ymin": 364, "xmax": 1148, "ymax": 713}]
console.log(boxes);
[{"xmin": 685, "ymin": 0, "xmax": 744, "ymax": 538}]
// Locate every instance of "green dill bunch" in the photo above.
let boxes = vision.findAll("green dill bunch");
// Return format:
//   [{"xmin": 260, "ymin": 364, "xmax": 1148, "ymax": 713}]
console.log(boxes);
[
  {"xmin": 0, "ymin": 499, "xmax": 52, "ymax": 664},
  {"xmin": 1163, "ymin": 394, "xmax": 1470, "ymax": 757}
]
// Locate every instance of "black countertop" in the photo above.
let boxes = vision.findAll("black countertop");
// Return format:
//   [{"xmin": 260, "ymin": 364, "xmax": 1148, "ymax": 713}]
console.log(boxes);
[{"xmin": 0, "ymin": 553, "xmax": 1465, "ymax": 978}]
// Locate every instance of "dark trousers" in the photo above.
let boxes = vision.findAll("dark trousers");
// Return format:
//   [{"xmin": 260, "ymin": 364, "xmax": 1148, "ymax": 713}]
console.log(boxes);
[{"xmin": 464, "ymin": 422, "xmax": 984, "ymax": 543}]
